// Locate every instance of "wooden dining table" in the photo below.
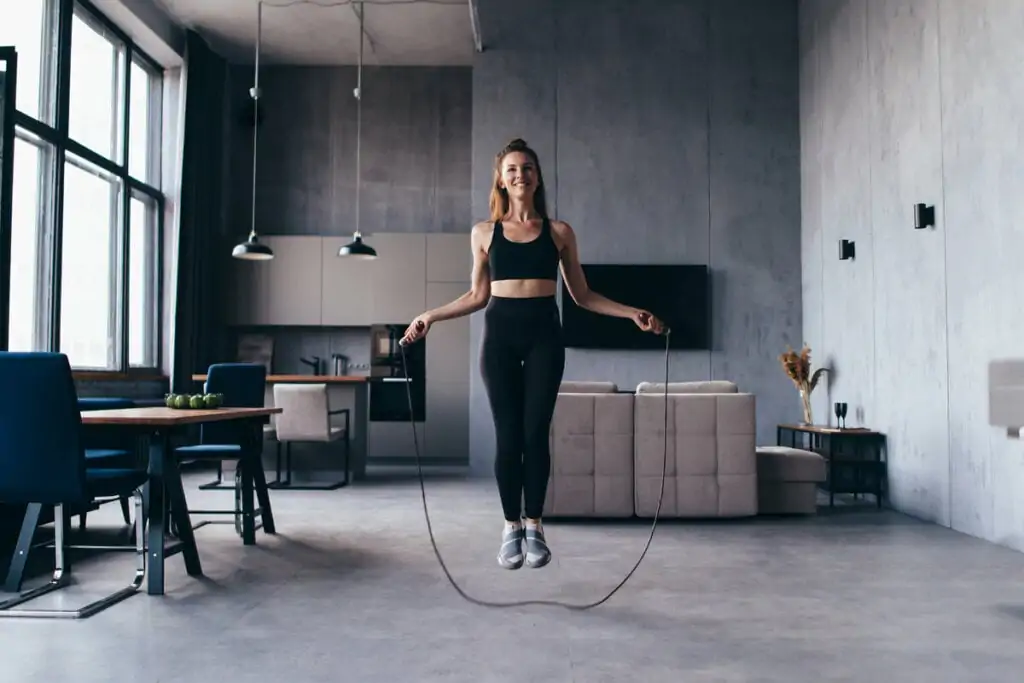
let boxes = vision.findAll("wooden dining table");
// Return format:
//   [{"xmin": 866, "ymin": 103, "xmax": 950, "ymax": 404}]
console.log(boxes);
[{"xmin": 79, "ymin": 406, "xmax": 281, "ymax": 596}]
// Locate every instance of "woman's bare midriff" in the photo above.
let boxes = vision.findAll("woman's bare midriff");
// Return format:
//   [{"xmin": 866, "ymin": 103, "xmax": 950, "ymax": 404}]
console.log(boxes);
[{"xmin": 490, "ymin": 279, "xmax": 558, "ymax": 299}]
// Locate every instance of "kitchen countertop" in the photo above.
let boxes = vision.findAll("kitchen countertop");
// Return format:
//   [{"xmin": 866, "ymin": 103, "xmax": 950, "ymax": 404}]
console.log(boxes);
[{"xmin": 191, "ymin": 374, "xmax": 369, "ymax": 384}]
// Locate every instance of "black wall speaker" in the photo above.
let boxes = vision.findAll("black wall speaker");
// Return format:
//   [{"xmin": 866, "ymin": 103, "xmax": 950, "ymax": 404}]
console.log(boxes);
[
  {"xmin": 838, "ymin": 239, "xmax": 855, "ymax": 260},
  {"xmin": 914, "ymin": 203, "xmax": 935, "ymax": 229}
]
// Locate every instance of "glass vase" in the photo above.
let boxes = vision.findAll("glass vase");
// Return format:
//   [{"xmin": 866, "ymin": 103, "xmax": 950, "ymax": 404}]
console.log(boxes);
[{"xmin": 799, "ymin": 387, "xmax": 813, "ymax": 426}]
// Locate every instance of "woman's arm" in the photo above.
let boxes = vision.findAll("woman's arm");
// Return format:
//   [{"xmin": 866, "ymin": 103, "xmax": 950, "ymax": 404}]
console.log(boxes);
[
  {"xmin": 554, "ymin": 220, "xmax": 665, "ymax": 334},
  {"xmin": 555, "ymin": 221, "xmax": 638, "ymax": 319},
  {"xmin": 424, "ymin": 223, "xmax": 492, "ymax": 323}
]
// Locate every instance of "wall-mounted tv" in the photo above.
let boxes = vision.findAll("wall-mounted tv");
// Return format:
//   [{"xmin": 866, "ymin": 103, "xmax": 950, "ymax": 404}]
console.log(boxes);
[{"xmin": 561, "ymin": 264, "xmax": 710, "ymax": 350}]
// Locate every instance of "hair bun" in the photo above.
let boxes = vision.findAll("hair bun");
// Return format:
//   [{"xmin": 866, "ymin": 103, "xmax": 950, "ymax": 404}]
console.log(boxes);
[{"xmin": 507, "ymin": 138, "xmax": 528, "ymax": 149}]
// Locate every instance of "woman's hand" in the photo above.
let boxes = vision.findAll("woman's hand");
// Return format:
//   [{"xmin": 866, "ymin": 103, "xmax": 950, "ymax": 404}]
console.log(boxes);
[
  {"xmin": 400, "ymin": 315, "xmax": 431, "ymax": 346},
  {"xmin": 632, "ymin": 309, "xmax": 666, "ymax": 335}
]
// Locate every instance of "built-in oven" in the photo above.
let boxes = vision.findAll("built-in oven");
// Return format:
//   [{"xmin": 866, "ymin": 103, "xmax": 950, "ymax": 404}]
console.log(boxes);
[{"xmin": 368, "ymin": 324, "xmax": 426, "ymax": 422}]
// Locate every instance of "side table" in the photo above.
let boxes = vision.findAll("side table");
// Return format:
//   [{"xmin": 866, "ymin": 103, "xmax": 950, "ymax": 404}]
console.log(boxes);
[{"xmin": 776, "ymin": 424, "xmax": 887, "ymax": 508}]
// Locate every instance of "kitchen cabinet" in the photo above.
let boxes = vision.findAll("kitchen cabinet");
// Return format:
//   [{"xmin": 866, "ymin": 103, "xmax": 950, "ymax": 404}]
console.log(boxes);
[
  {"xmin": 425, "ymin": 379, "xmax": 468, "ymax": 463},
  {"xmin": 224, "ymin": 236, "xmax": 322, "ymax": 326},
  {"xmin": 263, "ymin": 236, "xmax": 323, "ymax": 326},
  {"xmin": 367, "ymin": 420, "xmax": 425, "ymax": 462},
  {"xmin": 227, "ymin": 233, "xmax": 457, "ymax": 328},
  {"xmin": 321, "ymin": 236, "xmax": 376, "ymax": 326},
  {"xmin": 424, "ymin": 282, "xmax": 470, "ymax": 463},
  {"xmin": 426, "ymin": 233, "xmax": 471, "ymax": 283},
  {"xmin": 425, "ymin": 282, "xmax": 470, "ymax": 382},
  {"xmin": 368, "ymin": 233, "xmax": 427, "ymax": 323}
]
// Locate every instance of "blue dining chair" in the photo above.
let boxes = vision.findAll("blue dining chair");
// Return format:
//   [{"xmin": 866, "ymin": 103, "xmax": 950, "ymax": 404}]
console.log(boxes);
[
  {"xmin": 0, "ymin": 352, "xmax": 147, "ymax": 619},
  {"xmin": 78, "ymin": 397, "xmax": 138, "ymax": 528},
  {"xmin": 175, "ymin": 363, "xmax": 269, "ymax": 535}
]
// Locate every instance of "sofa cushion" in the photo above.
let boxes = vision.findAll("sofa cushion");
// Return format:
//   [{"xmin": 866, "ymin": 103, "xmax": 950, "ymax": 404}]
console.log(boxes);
[
  {"xmin": 633, "ymin": 392, "xmax": 756, "ymax": 518},
  {"xmin": 635, "ymin": 381, "xmax": 738, "ymax": 394},
  {"xmin": 756, "ymin": 446, "xmax": 826, "ymax": 482},
  {"xmin": 559, "ymin": 381, "xmax": 618, "ymax": 394},
  {"xmin": 547, "ymin": 392, "xmax": 634, "ymax": 517}
]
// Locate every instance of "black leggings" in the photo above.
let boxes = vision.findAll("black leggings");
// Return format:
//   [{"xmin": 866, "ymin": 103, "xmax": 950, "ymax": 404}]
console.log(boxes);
[{"xmin": 480, "ymin": 295, "xmax": 565, "ymax": 521}]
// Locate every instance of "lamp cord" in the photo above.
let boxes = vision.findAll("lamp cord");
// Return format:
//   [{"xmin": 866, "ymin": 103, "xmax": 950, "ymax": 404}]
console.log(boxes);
[
  {"xmin": 249, "ymin": 1, "xmax": 263, "ymax": 241},
  {"xmin": 397, "ymin": 329, "xmax": 671, "ymax": 610},
  {"xmin": 354, "ymin": 1, "xmax": 363, "ymax": 238}
]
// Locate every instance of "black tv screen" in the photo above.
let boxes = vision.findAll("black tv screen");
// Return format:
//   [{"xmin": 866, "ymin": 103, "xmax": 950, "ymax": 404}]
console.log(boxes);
[{"xmin": 561, "ymin": 264, "xmax": 710, "ymax": 350}]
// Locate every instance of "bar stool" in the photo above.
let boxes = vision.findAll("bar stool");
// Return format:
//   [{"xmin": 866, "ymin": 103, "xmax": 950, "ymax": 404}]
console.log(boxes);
[{"xmin": 269, "ymin": 383, "xmax": 350, "ymax": 490}]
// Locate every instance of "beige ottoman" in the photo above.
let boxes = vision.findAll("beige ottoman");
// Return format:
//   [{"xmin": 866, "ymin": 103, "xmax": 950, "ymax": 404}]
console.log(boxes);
[{"xmin": 756, "ymin": 446, "xmax": 826, "ymax": 514}]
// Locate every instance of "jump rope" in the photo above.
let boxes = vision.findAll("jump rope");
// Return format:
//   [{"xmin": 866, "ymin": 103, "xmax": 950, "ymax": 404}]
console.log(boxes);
[{"xmin": 398, "ymin": 316, "xmax": 672, "ymax": 610}]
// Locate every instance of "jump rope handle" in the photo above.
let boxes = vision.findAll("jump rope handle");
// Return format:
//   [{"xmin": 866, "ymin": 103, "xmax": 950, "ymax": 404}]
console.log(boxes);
[
  {"xmin": 399, "ymin": 320, "xmax": 426, "ymax": 347},
  {"xmin": 638, "ymin": 311, "xmax": 671, "ymax": 336}
]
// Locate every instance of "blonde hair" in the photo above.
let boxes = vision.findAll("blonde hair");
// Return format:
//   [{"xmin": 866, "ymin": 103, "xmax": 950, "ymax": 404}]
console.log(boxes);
[{"xmin": 488, "ymin": 138, "xmax": 549, "ymax": 222}]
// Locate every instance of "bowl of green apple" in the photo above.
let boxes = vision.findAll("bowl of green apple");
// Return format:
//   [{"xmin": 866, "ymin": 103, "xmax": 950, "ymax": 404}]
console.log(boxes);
[{"xmin": 165, "ymin": 393, "xmax": 224, "ymax": 410}]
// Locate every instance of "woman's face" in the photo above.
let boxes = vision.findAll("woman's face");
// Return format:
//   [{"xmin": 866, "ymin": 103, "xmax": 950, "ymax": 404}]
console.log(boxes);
[{"xmin": 499, "ymin": 151, "xmax": 538, "ymax": 201}]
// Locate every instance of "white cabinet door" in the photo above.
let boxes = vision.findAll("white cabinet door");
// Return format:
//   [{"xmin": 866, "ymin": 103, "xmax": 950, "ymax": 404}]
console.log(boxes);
[
  {"xmin": 262, "ymin": 236, "xmax": 323, "ymax": 326},
  {"xmin": 425, "ymin": 282, "xmax": 470, "ymax": 383},
  {"xmin": 368, "ymin": 233, "xmax": 427, "ymax": 323},
  {"xmin": 426, "ymin": 233, "xmax": 472, "ymax": 283},
  {"xmin": 424, "ymin": 282, "xmax": 470, "ymax": 463},
  {"xmin": 425, "ymin": 379, "xmax": 469, "ymax": 463},
  {"xmin": 321, "ymin": 236, "xmax": 376, "ymax": 326},
  {"xmin": 367, "ymin": 420, "xmax": 425, "ymax": 461}
]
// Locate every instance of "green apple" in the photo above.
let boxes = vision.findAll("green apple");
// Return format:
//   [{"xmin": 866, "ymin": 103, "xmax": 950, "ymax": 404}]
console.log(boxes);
[
  {"xmin": 165, "ymin": 393, "xmax": 178, "ymax": 408},
  {"xmin": 203, "ymin": 393, "xmax": 222, "ymax": 409},
  {"xmin": 189, "ymin": 394, "xmax": 206, "ymax": 409},
  {"xmin": 174, "ymin": 394, "xmax": 190, "ymax": 409}
]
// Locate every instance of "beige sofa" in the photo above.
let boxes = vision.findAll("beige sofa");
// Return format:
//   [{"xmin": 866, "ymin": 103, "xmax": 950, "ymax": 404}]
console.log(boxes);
[
  {"xmin": 544, "ymin": 381, "xmax": 635, "ymax": 517},
  {"xmin": 633, "ymin": 381, "xmax": 757, "ymax": 518},
  {"xmin": 546, "ymin": 380, "xmax": 758, "ymax": 519}
]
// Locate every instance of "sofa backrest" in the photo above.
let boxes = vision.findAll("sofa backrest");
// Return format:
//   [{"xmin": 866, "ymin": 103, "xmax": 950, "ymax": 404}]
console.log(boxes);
[
  {"xmin": 559, "ymin": 381, "xmax": 618, "ymax": 394},
  {"xmin": 635, "ymin": 381, "xmax": 738, "ymax": 394}
]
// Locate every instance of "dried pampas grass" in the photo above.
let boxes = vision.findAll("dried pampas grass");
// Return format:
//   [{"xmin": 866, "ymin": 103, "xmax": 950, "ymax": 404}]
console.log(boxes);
[{"xmin": 779, "ymin": 345, "xmax": 828, "ymax": 391}]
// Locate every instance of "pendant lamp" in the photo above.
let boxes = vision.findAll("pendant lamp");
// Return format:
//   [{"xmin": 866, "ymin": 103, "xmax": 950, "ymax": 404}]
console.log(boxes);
[
  {"xmin": 338, "ymin": 3, "xmax": 377, "ymax": 259},
  {"xmin": 232, "ymin": 1, "xmax": 273, "ymax": 261}
]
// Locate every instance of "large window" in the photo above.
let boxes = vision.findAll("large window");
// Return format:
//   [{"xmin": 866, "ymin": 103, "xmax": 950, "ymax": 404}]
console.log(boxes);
[
  {"xmin": 1, "ymin": 0, "xmax": 164, "ymax": 372},
  {"xmin": 0, "ymin": 0, "xmax": 56, "ymax": 124},
  {"xmin": 7, "ymin": 134, "xmax": 51, "ymax": 353}
]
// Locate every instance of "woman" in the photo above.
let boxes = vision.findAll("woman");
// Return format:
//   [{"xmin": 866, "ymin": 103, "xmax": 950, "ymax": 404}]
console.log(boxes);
[{"xmin": 401, "ymin": 138, "xmax": 664, "ymax": 570}]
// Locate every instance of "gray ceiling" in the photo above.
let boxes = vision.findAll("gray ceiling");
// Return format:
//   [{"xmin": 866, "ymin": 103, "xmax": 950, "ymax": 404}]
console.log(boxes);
[{"xmin": 156, "ymin": 0, "xmax": 476, "ymax": 65}]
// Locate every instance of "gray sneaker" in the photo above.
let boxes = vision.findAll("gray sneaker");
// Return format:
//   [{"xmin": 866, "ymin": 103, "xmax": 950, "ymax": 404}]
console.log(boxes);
[
  {"xmin": 524, "ymin": 526, "xmax": 551, "ymax": 568},
  {"xmin": 497, "ymin": 525, "xmax": 525, "ymax": 569}
]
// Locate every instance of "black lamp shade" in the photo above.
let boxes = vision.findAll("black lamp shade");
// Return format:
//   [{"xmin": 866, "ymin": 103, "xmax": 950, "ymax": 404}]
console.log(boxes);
[
  {"xmin": 232, "ymin": 235, "xmax": 274, "ymax": 260},
  {"xmin": 338, "ymin": 234, "xmax": 377, "ymax": 259}
]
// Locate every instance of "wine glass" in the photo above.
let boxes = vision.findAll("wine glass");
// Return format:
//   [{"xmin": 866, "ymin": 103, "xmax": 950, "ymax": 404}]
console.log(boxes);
[
  {"xmin": 833, "ymin": 402, "xmax": 842, "ymax": 428},
  {"xmin": 834, "ymin": 402, "xmax": 848, "ymax": 429}
]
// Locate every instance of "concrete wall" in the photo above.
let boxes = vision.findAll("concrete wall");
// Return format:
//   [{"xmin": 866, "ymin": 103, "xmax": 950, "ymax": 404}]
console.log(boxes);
[
  {"xmin": 226, "ymin": 64, "xmax": 472, "ymax": 240},
  {"xmin": 470, "ymin": 0, "xmax": 803, "ymax": 474},
  {"xmin": 799, "ymin": 0, "xmax": 1024, "ymax": 551}
]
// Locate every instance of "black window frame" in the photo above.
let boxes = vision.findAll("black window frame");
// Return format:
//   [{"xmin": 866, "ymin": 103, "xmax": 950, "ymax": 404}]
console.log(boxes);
[{"xmin": 0, "ymin": 0, "xmax": 166, "ymax": 375}]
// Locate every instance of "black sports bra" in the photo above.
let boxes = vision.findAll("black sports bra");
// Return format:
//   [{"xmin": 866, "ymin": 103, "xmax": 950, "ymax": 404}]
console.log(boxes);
[{"xmin": 488, "ymin": 219, "xmax": 561, "ymax": 282}]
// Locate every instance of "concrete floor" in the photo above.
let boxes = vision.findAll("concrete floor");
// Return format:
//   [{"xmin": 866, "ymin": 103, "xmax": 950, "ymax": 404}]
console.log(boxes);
[{"xmin": 3, "ymin": 470, "xmax": 1024, "ymax": 682}]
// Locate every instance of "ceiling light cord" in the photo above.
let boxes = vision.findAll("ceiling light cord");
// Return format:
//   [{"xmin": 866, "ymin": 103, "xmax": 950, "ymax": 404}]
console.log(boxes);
[
  {"xmin": 249, "ymin": 1, "xmax": 263, "ymax": 241},
  {"xmin": 354, "ymin": 1, "xmax": 363, "ymax": 238}
]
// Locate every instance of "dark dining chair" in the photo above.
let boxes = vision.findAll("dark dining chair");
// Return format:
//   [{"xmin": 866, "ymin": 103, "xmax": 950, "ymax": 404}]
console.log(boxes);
[{"xmin": 0, "ymin": 352, "xmax": 147, "ymax": 619}]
